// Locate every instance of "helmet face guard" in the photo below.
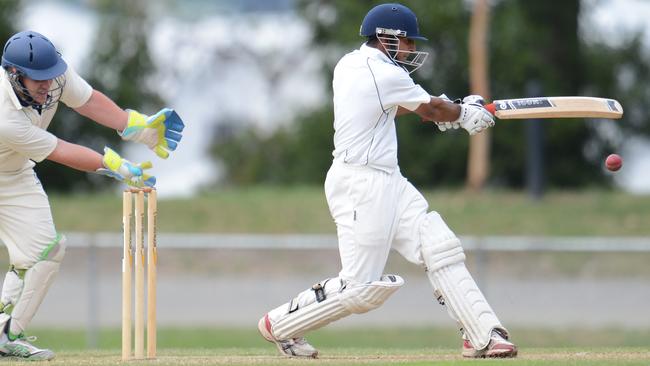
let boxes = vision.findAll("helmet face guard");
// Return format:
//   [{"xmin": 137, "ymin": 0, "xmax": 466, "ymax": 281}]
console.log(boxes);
[
  {"xmin": 375, "ymin": 27, "xmax": 428, "ymax": 74},
  {"xmin": 6, "ymin": 69, "xmax": 66, "ymax": 110}
]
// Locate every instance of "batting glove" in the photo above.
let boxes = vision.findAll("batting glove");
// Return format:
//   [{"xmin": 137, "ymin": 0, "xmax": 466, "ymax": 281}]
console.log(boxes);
[
  {"xmin": 455, "ymin": 95, "xmax": 495, "ymax": 135},
  {"xmin": 95, "ymin": 147, "xmax": 156, "ymax": 188},
  {"xmin": 119, "ymin": 108, "xmax": 185, "ymax": 159}
]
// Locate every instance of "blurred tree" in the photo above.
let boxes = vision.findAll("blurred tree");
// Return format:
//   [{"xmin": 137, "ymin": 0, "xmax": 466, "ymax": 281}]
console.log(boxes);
[
  {"xmin": 35, "ymin": 0, "xmax": 164, "ymax": 192},
  {"xmin": 490, "ymin": 1, "xmax": 587, "ymax": 187},
  {"xmin": 583, "ymin": 34, "xmax": 650, "ymax": 145},
  {"xmin": 0, "ymin": 0, "xmax": 19, "ymax": 42},
  {"xmin": 211, "ymin": 0, "xmax": 650, "ymax": 189},
  {"xmin": 212, "ymin": 109, "xmax": 334, "ymax": 185}
]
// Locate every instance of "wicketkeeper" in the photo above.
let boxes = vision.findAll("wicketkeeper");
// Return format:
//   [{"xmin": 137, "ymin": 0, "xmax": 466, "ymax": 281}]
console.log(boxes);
[
  {"xmin": 258, "ymin": 3, "xmax": 517, "ymax": 359},
  {"xmin": 0, "ymin": 30, "xmax": 184, "ymax": 360}
]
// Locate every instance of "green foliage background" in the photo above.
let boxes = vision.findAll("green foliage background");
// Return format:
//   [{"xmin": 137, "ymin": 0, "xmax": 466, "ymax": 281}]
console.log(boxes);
[
  {"xmin": 212, "ymin": 0, "xmax": 649, "ymax": 189},
  {"xmin": 2, "ymin": 1, "xmax": 648, "ymax": 191}
]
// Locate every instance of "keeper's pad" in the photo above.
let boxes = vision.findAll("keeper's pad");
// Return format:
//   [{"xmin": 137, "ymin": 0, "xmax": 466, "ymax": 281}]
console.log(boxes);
[
  {"xmin": 0, "ymin": 269, "xmax": 24, "ymax": 315},
  {"xmin": 0, "ymin": 313, "xmax": 9, "ymax": 334},
  {"xmin": 268, "ymin": 274, "xmax": 404, "ymax": 340},
  {"xmin": 6, "ymin": 235, "xmax": 66, "ymax": 336},
  {"xmin": 420, "ymin": 212, "xmax": 504, "ymax": 350}
]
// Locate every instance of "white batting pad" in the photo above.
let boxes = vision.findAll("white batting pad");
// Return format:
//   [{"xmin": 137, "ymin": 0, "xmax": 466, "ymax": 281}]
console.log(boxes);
[
  {"xmin": 420, "ymin": 212, "xmax": 503, "ymax": 349},
  {"xmin": 419, "ymin": 212, "xmax": 465, "ymax": 272},
  {"xmin": 268, "ymin": 275, "xmax": 404, "ymax": 340},
  {"xmin": 428, "ymin": 263, "xmax": 503, "ymax": 349},
  {"xmin": 339, "ymin": 274, "xmax": 404, "ymax": 313}
]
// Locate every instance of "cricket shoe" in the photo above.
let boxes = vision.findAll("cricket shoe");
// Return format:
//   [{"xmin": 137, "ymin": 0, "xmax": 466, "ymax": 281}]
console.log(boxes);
[
  {"xmin": 0, "ymin": 334, "xmax": 55, "ymax": 361},
  {"xmin": 462, "ymin": 329, "xmax": 518, "ymax": 358},
  {"xmin": 258, "ymin": 313, "xmax": 319, "ymax": 358}
]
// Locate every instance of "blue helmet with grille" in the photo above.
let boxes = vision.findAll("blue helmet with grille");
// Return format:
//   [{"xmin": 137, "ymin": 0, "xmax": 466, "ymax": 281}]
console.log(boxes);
[
  {"xmin": 2, "ymin": 31, "xmax": 67, "ymax": 110},
  {"xmin": 360, "ymin": 3, "xmax": 427, "ymax": 41},
  {"xmin": 359, "ymin": 4, "xmax": 428, "ymax": 73}
]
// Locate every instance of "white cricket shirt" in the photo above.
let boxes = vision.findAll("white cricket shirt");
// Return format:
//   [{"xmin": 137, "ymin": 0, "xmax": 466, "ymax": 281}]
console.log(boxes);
[
  {"xmin": 331, "ymin": 43, "xmax": 430, "ymax": 173},
  {"xmin": 0, "ymin": 63, "xmax": 92, "ymax": 174}
]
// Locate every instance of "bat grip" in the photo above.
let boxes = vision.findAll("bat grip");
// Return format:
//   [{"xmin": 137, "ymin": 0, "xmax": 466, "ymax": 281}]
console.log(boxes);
[{"xmin": 484, "ymin": 103, "xmax": 496, "ymax": 115}]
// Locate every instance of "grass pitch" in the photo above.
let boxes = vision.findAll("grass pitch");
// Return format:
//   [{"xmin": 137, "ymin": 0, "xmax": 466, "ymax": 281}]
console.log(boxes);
[
  {"xmin": 4, "ymin": 348, "xmax": 649, "ymax": 365},
  {"xmin": 8, "ymin": 327, "xmax": 649, "ymax": 365}
]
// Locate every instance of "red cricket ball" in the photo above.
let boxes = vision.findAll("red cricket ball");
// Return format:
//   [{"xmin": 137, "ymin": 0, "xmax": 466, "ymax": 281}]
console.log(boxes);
[{"xmin": 605, "ymin": 154, "xmax": 622, "ymax": 172}]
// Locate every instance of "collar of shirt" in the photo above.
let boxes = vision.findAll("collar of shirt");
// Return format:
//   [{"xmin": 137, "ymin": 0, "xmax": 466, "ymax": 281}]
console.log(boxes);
[{"xmin": 359, "ymin": 43, "xmax": 394, "ymax": 65}]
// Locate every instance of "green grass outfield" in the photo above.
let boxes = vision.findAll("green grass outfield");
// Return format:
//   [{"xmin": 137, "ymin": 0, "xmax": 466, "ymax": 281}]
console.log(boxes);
[
  {"xmin": 11, "ymin": 327, "xmax": 650, "ymax": 365},
  {"xmin": 49, "ymin": 187, "xmax": 650, "ymax": 236},
  {"xmin": 18, "ymin": 348, "xmax": 650, "ymax": 366}
]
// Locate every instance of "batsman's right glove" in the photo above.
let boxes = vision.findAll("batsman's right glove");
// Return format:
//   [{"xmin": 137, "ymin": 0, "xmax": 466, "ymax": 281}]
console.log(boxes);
[
  {"xmin": 435, "ymin": 94, "xmax": 461, "ymax": 132},
  {"xmin": 95, "ymin": 147, "xmax": 156, "ymax": 188}
]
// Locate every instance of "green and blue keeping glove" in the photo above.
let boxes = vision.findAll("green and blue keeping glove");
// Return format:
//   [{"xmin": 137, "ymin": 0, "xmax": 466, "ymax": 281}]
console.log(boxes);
[
  {"xmin": 119, "ymin": 108, "xmax": 185, "ymax": 159},
  {"xmin": 95, "ymin": 147, "xmax": 156, "ymax": 188}
]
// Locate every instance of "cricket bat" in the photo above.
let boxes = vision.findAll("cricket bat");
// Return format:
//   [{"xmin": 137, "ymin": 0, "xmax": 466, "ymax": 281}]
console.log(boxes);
[{"xmin": 483, "ymin": 96, "xmax": 623, "ymax": 119}]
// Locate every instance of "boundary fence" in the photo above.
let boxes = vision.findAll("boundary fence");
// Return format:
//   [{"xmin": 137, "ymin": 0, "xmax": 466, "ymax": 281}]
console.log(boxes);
[{"xmin": 64, "ymin": 233, "xmax": 650, "ymax": 347}]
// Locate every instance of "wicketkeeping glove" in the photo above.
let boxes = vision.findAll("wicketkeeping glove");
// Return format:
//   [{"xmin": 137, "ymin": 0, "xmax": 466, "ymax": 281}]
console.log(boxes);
[
  {"xmin": 119, "ymin": 108, "xmax": 185, "ymax": 159},
  {"xmin": 95, "ymin": 147, "xmax": 156, "ymax": 188},
  {"xmin": 454, "ymin": 95, "xmax": 495, "ymax": 135}
]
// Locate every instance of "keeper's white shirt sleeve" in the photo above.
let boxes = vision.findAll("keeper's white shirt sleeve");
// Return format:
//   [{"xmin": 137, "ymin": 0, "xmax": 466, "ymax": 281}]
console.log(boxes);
[{"xmin": 60, "ymin": 64, "xmax": 93, "ymax": 108}]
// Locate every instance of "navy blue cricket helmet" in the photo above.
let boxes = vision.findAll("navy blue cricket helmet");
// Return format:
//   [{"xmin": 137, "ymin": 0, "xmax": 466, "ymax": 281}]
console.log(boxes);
[
  {"xmin": 2, "ymin": 30, "xmax": 67, "ymax": 81},
  {"xmin": 360, "ymin": 3, "xmax": 427, "ymax": 41}
]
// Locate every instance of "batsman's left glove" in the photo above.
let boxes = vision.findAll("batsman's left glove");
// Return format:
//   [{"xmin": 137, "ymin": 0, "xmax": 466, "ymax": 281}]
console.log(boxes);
[
  {"xmin": 455, "ymin": 95, "xmax": 495, "ymax": 135},
  {"xmin": 95, "ymin": 147, "xmax": 156, "ymax": 188},
  {"xmin": 120, "ymin": 108, "xmax": 185, "ymax": 159}
]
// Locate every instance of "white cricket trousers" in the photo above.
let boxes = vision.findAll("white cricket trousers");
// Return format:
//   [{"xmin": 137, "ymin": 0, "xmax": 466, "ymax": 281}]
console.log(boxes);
[
  {"xmin": 325, "ymin": 160, "xmax": 433, "ymax": 283},
  {"xmin": 0, "ymin": 169, "xmax": 59, "ymax": 268}
]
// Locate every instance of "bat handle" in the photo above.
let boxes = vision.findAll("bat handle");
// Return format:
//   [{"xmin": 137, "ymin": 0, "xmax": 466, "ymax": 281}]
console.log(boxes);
[{"xmin": 484, "ymin": 103, "xmax": 496, "ymax": 115}]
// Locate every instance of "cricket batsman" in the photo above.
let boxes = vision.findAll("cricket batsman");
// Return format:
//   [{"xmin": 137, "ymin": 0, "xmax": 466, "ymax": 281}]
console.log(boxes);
[
  {"xmin": 258, "ymin": 3, "xmax": 517, "ymax": 358},
  {"xmin": 0, "ymin": 30, "xmax": 184, "ymax": 360}
]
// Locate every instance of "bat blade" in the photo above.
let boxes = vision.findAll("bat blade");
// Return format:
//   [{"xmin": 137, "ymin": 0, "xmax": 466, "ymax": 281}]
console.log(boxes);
[{"xmin": 484, "ymin": 96, "xmax": 623, "ymax": 119}]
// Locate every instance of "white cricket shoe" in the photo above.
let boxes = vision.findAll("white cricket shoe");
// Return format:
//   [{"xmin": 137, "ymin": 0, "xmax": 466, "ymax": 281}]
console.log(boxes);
[
  {"xmin": 0, "ymin": 335, "xmax": 55, "ymax": 361},
  {"xmin": 462, "ymin": 329, "xmax": 518, "ymax": 358},
  {"xmin": 258, "ymin": 313, "xmax": 319, "ymax": 358}
]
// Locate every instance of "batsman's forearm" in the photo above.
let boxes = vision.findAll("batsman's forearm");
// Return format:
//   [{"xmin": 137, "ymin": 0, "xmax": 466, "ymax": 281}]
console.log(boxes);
[
  {"xmin": 415, "ymin": 97, "xmax": 461, "ymax": 122},
  {"xmin": 47, "ymin": 139, "xmax": 104, "ymax": 172},
  {"xmin": 396, "ymin": 106, "xmax": 412, "ymax": 116},
  {"xmin": 74, "ymin": 90, "xmax": 129, "ymax": 131}
]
